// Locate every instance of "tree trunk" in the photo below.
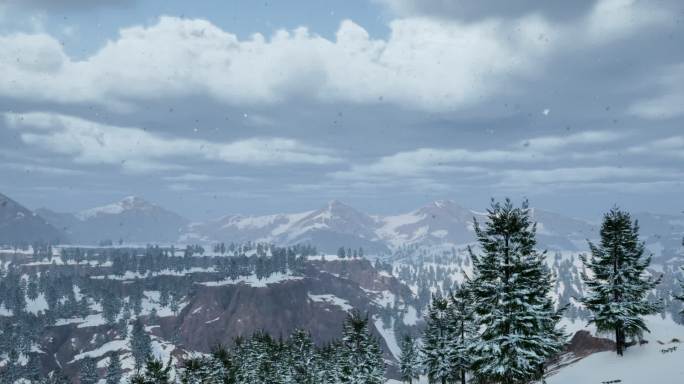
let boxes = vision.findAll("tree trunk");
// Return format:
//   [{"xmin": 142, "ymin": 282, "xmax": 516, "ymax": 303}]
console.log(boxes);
[{"xmin": 616, "ymin": 328, "xmax": 623, "ymax": 356}]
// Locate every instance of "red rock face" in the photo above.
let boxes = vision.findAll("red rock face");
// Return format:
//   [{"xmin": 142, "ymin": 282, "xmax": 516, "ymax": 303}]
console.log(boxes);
[
  {"xmin": 35, "ymin": 258, "xmax": 413, "ymax": 381},
  {"xmin": 565, "ymin": 330, "xmax": 616, "ymax": 358}
]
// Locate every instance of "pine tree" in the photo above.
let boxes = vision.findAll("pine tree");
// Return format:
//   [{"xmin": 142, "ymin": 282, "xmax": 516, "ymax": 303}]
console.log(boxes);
[
  {"xmin": 448, "ymin": 284, "xmax": 477, "ymax": 384},
  {"xmin": 468, "ymin": 199, "xmax": 566, "ymax": 383},
  {"xmin": 79, "ymin": 356, "xmax": 99, "ymax": 384},
  {"xmin": 678, "ymin": 265, "xmax": 684, "ymax": 318},
  {"xmin": 581, "ymin": 208, "xmax": 662, "ymax": 356},
  {"xmin": 130, "ymin": 319, "xmax": 152, "ymax": 372},
  {"xmin": 106, "ymin": 352, "xmax": 123, "ymax": 384},
  {"xmin": 339, "ymin": 311, "xmax": 385, "ymax": 384},
  {"xmin": 421, "ymin": 294, "xmax": 452, "ymax": 384},
  {"xmin": 286, "ymin": 329, "xmax": 317, "ymax": 384},
  {"xmin": 398, "ymin": 334, "xmax": 419, "ymax": 384},
  {"xmin": 139, "ymin": 357, "xmax": 173, "ymax": 384}
]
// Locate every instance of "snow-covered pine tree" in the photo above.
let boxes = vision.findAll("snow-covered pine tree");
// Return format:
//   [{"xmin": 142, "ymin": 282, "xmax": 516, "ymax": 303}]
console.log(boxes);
[
  {"xmin": 448, "ymin": 283, "xmax": 478, "ymax": 384},
  {"xmin": 180, "ymin": 355, "xmax": 227, "ymax": 384},
  {"xmin": 678, "ymin": 265, "xmax": 684, "ymax": 317},
  {"xmin": 421, "ymin": 294, "xmax": 452, "ymax": 384},
  {"xmin": 286, "ymin": 329, "xmax": 317, "ymax": 384},
  {"xmin": 130, "ymin": 319, "xmax": 152, "ymax": 372},
  {"xmin": 468, "ymin": 199, "xmax": 566, "ymax": 384},
  {"xmin": 105, "ymin": 352, "xmax": 123, "ymax": 384},
  {"xmin": 580, "ymin": 208, "xmax": 662, "ymax": 356},
  {"xmin": 316, "ymin": 341, "xmax": 343, "ymax": 384},
  {"xmin": 78, "ymin": 356, "xmax": 99, "ymax": 384},
  {"xmin": 339, "ymin": 311, "xmax": 385, "ymax": 384},
  {"xmin": 399, "ymin": 334, "xmax": 420, "ymax": 384},
  {"xmin": 139, "ymin": 356, "xmax": 173, "ymax": 384}
]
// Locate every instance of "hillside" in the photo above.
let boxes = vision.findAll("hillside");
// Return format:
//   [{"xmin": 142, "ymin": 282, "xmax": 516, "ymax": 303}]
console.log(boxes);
[{"xmin": 0, "ymin": 192, "xmax": 66, "ymax": 245}]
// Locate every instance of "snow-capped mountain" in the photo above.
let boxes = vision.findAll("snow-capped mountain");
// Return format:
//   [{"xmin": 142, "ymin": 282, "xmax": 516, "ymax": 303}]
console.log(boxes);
[
  {"xmin": 38, "ymin": 196, "xmax": 188, "ymax": 244},
  {"xmin": 185, "ymin": 199, "xmax": 607, "ymax": 253},
  {"xmin": 28, "ymin": 196, "xmax": 684, "ymax": 255},
  {"xmin": 377, "ymin": 200, "xmax": 479, "ymax": 248},
  {"xmin": 184, "ymin": 200, "xmax": 390, "ymax": 253},
  {"xmin": 0, "ymin": 192, "xmax": 66, "ymax": 244}
]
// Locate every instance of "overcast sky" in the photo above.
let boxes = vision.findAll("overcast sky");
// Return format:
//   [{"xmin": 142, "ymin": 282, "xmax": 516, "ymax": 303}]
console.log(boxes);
[{"xmin": 0, "ymin": 0, "xmax": 683, "ymax": 220}]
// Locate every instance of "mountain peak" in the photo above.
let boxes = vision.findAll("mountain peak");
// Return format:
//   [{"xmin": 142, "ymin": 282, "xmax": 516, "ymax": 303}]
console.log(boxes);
[
  {"xmin": 76, "ymin": 195, "xmax": 155, "ymax": 220},
  {"xmin": 326, "ymin": 199, "xmax": 350, "ymax": 210}
]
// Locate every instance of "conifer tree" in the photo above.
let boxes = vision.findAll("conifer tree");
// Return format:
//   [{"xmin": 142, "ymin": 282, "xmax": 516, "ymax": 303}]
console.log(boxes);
[
  {"xmin": 79, "ymin": 356, "xmax": 99, "ymax": 384},
  {"xmin": 399, "ymin": 334, "xmax": 419, "ymax": 384},
  {"xmin": 130, "ymin": 319, "xmax": 152, "ymax": 372},
  {"xmin": 421, "ymin": 294, "xmax": 452, "ymax": 384},
  {"xmin": 138, "ymin": 357, "xmax": 173, "ymax": 384},
  {"xmin": 448, "ymin": 284, "xmax": 477, "ymax": 384},
  {"xmin": 339, "ymin": 311, "xmax": 385, "ymax": 384},
  {"xmin": 678, "ymin": 265, "xmax": 684, "ymax": 318},
  {"xmin": 581, "ymin": 208, "xmax": 662, "ymax": 356},
  {"xmin": 106, "ymin": 352, "xmax": 123, "ymax": 384},
  {"xmin": 286, "ymin": 329, "xmax": 317, "ymax": 384},
  {"xmin": 468, "ymin": 199, "xmax": 565, "ymax": 383}
]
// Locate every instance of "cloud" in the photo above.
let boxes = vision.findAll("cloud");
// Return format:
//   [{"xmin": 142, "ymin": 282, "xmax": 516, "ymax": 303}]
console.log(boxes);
[
  {"xmin": 163, "ymin": 173, "xmax": 254, "ymax": 182},
  {"xmin": 629, "ymin": 64, "xmax": 684, "ymax": 120},
  {"xmin": 0, "ymin": 162, "xmax": 84, "ymax": 176},
  {"xmin": 332, "ymin": 130, "xmax": 626, "ymax": 181},
  {"xmin": 498, "ymin": 166, "xmax": 683, "ymax": 187},
  {"xmin": 375, "ymin": 0, "xmax": 596, "ymax": 20},
  {"xmin": 627, "ymin": 136, "xmax": 684, "ymax": 158},
  {"xmin": 521, "ymin": 130, "xmax": 627, "ymax": 150},
  {"xmin": 4, "ymin": 112, "xmax": 341, "ymax": 173},
  {"xmin": 4, "ymin": 0, "xmax": 135, "ymax": 11},
  {"xmin": 0, "ymin": 0, "xmax": 669, "ymax": 113}
]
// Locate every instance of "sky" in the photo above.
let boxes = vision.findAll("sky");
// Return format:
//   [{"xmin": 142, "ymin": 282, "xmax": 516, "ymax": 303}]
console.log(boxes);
[{"xmin": 0, "ymin": 0, "xmax": 683, "ymax": 220}]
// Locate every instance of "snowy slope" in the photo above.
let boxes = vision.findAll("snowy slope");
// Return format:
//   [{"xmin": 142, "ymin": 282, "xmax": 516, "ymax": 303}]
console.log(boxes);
[
  {"xmin": 549, "ymin": 316, "xmax": 684, "ymax": 384},
  {"xmin": 185, "ymin": 199, "xmax": 608, "ymax": 252},
  {"xmin": 38, "ymin": 196, "xmax": 189, "ymax": 244}
]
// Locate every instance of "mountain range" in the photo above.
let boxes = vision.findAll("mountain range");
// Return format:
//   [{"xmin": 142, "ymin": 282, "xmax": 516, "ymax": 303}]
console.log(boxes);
[
  {"xmin": 0, "ymin": 192, "xmax": 66, "ymax": 244},
  {"xmin": 2, "ymin": 192, "xmax": 683, "ymax": 256}
]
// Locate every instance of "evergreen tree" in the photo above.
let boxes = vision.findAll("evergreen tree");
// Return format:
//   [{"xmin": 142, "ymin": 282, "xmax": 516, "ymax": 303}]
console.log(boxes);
[
  {"xmin": 339, "ymin": 311, "xmax": 385, "ymax": 384},
  {"xmin": 140, "ymin": 357, "xmax": 173, "ymax": 384},
  {"xmin": 287, "ymin": 329, "xmax": 317, "ymax": 384},
  {"xmin": 581, "ymin": 208, "xmax": 662, "ymax": 356},
  {"xmin": 399, "ymin": 334, "xmax": 419, "ymax": 384},
  {"xmin": 130, "ymin": 319, "xmax": 152, "ymax": 372},
  {"xmin": 468, "ymin": 199, "xmax": 566, "ymax": 383},
  {"xmin": 79, "ymin": 356, "xmax": 99, "ymax": 384},
  {"xmin": 421, "ymin": 294, "xmax": 452, "ymax": 384},
  {"xmin": 106, "ymin": 352, "xmax": 123, "ymax": 384},
  {"xmin": 448, "ymin": 284, "xmax": 477, "ymax": 384},
  {"xmin": 678, "ymin": 265, "xmax": 684, "ymax": 318}
]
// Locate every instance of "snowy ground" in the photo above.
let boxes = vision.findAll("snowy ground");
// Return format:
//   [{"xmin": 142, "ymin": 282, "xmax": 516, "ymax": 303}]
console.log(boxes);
[{"xmin": 549, "ymin": 315, "xmax": 684, "ymax": 384}]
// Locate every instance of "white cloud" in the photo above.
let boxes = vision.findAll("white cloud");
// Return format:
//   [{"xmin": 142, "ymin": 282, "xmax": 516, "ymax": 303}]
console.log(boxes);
[
  {"xmin": 521, "ymin": 130, "xmax": 626, "ymax": 150},
  {"xmin": 0, "ymin": 0, "xmax": 665, "ymax": 113},
  {"xmin": 0, "ymin": 16, "xmax": 550, "ymax": 111},
  {"xmin": 498, "ymin": 166, "xmax": 683, "ymax": 186},
  {"xmin": 332, "ymin": 130, "xmax": 625, "ymax": 181},
  {"xmin": 4, "ymin": 112, "xmax": 341, "ymax": 173},
  {"xmin": 629, "ymin": 64, "xmax": 684, "ymax": 120}
]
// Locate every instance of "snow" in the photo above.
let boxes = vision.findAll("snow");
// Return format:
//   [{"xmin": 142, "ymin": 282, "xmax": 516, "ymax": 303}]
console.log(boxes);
[
  {"xmin": 54, "ymin": 313, "xmax": 108, "ymax": 328},
  {"xmin": 90, "ymin": 267, "xmax": 216, "ymax": 280},
  {"xmin": 308, "ymin": 293, "xmax": 353, "ymax": 312},
  {"xmin": 198, "ymin": 272, "xmax": 303, "ymax": 287},
  {"xmin": 70, "ymin": 339, "xmax": 127, "ymax": 362},
  {"xmin": 26, "ymin": 294, "xmax": 49, "ymax": 315},
  {"xmin": 373, "ymin": 317, "xmax": 401, "ymax": 360},
  {"xmin": 403, "ymin": 305, "xmax": 420, "ymax": 326},
  {"xmin": 550, "ymin": 316, "xmax": 684, "ymax": 383}
]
